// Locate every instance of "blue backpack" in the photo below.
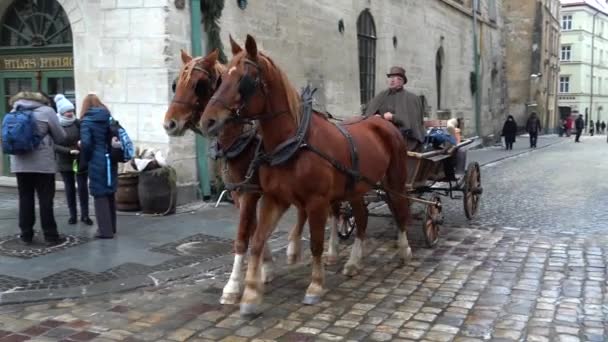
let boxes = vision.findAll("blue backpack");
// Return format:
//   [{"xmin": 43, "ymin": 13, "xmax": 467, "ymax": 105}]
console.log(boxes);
[
  {"xmin": 107, "ymin": 117, "xmax": 134, "ymax": 162},
  {"xmin": 2, "ymin": 109, "xmax": 42, "ymax": 155}
]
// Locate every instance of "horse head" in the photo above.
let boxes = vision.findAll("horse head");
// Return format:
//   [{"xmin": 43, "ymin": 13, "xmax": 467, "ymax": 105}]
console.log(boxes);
[
  {"xmin": 163, "ymin": 49, "xmax": 223, "ymax": 136},
  {"xmin": 199, "ymin": 34, "xmax": 300, "ymax": 138}
]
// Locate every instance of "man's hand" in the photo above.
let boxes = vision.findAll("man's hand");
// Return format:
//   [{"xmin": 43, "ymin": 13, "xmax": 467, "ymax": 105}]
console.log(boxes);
[{"xmin": 382, "ymin": 112, "xmax": 394, "ymax": 121}]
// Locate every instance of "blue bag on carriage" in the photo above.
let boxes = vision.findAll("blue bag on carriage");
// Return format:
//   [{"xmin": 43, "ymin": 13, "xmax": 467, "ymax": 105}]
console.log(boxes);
[
  {"xmin": 2, "ymin": 108, "xmax": 42, "ymax": 155},
  {"xmin": 424, "ymin": 127, "xmax": 457, "ymax": 150}
]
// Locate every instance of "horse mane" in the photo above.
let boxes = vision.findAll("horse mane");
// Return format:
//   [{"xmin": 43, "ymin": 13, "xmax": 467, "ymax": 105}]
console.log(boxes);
[{"xmin": 258, "ymin": 52, "xmax": 301, "ymax": 125}]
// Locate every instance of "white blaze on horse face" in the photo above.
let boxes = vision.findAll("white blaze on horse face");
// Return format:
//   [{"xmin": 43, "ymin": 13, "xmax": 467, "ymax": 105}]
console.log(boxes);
[{"xmin": 228, "ymin": 66, "xmax": 237, "ymax": 75}]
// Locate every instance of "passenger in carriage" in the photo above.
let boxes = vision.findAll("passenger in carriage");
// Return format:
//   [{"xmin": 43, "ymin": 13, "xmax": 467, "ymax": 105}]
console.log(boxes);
[{"xmin": 363, "ymin": 66, "xmax": 426, "ymax": 151}]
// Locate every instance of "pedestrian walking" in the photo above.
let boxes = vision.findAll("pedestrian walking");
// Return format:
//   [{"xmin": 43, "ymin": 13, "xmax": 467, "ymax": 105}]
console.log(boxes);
[
  {"xmin": 54, "ymin": 94, "xmax": 93, "ymax": 226},
  {"xmin": 79, "ymin": 94, "xmax": 121, "ymax": 239},
  {"xmin": 575, "ymin": 114, "xmax": 584, "ymax": 142},
  {"xmin": 3, "ymin": 91, "xmax": 67, "ymax": 246},
  {"xmin": 590, "ymin": 120, "xmax": 595, "ymax": 136},
  {"xmin": 596, "ymin": 120, "xmax": 600, "ymax": 134},
  {"xmin": 502, "ymin": 115, "xmax": 517, "ymax": 150},
  {"xmin": 601, "ymin": 121, "xmax": 606, "ymax": 134},
  {"xmin": 526, "ymin": 112, "xmax": 542, "ymax": 148}
]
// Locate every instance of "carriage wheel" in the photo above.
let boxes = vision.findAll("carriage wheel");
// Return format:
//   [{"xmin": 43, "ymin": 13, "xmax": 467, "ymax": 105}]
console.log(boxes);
[
  {"xmin": 337, "ymin": 203, "xmax": 356, "ymax": 240},
  {"xmin": 422, "ymin": 196, "xmax": 442, "ymax": 247},
  {"xmin": 463, "ymin": 162, "xmax": 482, "ymax": 219}
]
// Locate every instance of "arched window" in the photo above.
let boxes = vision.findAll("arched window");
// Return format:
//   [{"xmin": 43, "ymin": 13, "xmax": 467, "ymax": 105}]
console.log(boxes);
[
  {"xmin": 357, "ymin": 10, "xmax": 376, "ymax": 105},
  {"xmin": 1, "ymin": 0, "xmax": 72, "ymax": 48},
  {"xmin": 435, "ymin": 47, "xmax": 444, "ymax": 110}
]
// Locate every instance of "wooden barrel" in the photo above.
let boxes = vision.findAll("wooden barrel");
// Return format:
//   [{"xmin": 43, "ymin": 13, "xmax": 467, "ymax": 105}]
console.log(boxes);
[
  {"xmin": 138, "ymin": 166, "xmax": 177, "ymax": 215},
  {"xmin": 116, "ymin": 173, "xmax": 140, "ymax": 211}
]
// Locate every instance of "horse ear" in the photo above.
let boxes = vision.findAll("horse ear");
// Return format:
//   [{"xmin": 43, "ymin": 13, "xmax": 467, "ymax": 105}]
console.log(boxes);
[
  {"xmin": 204, "ymin": 49, "xmax": 219, "ymax": 66},
  {"xmin": 245, "ymin": 34, "xmax": 258, "ymax": 59},
  {"xmin": 229, "ymin": 35, "xmax": 242, "ymax": 55},
  {"xmin": 181, "ymin": 49, "xmax": 193, "ymax": 64}
]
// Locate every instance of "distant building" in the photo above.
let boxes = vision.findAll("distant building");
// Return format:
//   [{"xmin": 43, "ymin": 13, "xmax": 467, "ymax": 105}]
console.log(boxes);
[
  {"xmin": 504, "ymin": 0, "xmax": 561, "ymax": 132},
  {"xmin": 558, "ymin": 0, "xmax": 608, "ymax": 127}
]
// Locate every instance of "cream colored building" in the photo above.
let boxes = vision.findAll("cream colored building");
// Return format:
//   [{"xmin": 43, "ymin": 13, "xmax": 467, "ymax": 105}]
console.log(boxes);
[{"xmin": 559, "ymin": 0, "xmax": 608, "ymax": 127}]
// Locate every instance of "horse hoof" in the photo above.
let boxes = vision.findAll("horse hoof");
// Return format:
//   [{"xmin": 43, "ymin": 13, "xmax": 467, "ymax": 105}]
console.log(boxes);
[
  {"xmin": 343, "ymin": 263, "xmax": 360, "ymax": 277},
  {"xmin": 302, "ymin": 295, "xmax": 321, "ymax": 305},
  {"xmin": 220, "ymin": 292, "xmax": 240, "ymax": 305},
  {"xmin": 325, "ymin": 255, "xmax": 338, "ymax": 266},
  {"xmin": 400, "ymin": 248, "xmax": 413, "ymax": 263},
  {"xmin": 240, "ymin": 303, "xmax": 261, "ymax": 318}
]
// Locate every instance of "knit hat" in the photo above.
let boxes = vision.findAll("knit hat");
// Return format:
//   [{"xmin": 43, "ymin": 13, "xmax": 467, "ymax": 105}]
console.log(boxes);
[{"xmin": 54, "ymin": 94, "xmax": 75, "ymax": 115}]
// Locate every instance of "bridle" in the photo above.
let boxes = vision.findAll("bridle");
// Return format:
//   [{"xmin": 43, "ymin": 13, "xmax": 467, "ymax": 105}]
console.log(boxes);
[
  {"xmin": 171, "ymin": 65, "xmax": 218, "ymax": 132},
  {"xmin": 208, "ymin": 58, "xmax": 289, "ymax": 128}
]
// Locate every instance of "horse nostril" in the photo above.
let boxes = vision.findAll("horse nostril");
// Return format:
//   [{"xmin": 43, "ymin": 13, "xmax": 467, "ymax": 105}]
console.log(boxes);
[{"xmin": 164, "ymin": 120, "xmax": 177, "ymax": 131}]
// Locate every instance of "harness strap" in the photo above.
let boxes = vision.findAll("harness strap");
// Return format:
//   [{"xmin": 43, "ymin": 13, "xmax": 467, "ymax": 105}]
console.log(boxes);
[
  {"xmin": 335, "ymin": 124, "xmax": 359, "ymax": 192},
  {"xmin": 222, "ymin": 136, "xmax": 265, "ymax": 193}
]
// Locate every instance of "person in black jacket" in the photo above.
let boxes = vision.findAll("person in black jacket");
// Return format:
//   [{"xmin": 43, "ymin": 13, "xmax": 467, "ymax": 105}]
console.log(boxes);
[
  {"xmin": 79, "ymin": 94, "xmax": 121, "ymax": 239},
  {"xmin": 575, "ymin": 115, "xmax": 585, "ymax": 142},
  {"xmin": 502, "ymin": 115, "xmax": 517, "ymax": 150},
  {"xmin": 526, "ymin": 112, "xmax": 542, "ymax": 148},
  {"xmin": 54, "ymin": 94, "xmax": 93, "ymax": 226}
]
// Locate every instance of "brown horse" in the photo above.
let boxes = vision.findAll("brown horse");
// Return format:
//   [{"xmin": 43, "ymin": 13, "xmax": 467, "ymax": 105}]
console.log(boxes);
[
  {"xmin": 163, "ymin": 49, "xmax": 343, "ymax": 305},
  {"xmin": 199, "ymin": 35, "xmax": 412, "ymax": 316}
]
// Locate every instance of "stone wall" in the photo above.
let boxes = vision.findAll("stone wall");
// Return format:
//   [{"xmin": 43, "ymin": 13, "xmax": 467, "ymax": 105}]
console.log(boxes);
[{"xmin": 218, "ymin": 0, "xmax": 507, "ymax": 138}]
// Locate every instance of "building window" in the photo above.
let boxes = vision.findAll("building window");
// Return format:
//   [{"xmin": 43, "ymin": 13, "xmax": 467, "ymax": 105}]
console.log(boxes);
[
  {"xmin": 560, "ymin": 45, "xmax": 571, "ymax": 61},
  {"xmin": 357, "ymin": 9, "xmax": 376, "ymax": 105},
  {"xmin": 0, "ymin": 0, "xmax": 72, "ymax": 47},
  {"xmin": 562, "ymin": 15, "xmax": 572, "ymax": 31},
  {"xmin": 560, "ymin": 76, "xmax": 570, "ymax": 93},
  {"xmin": 488, "ymin": 0, "xmax": 497, "ymax": 22}
]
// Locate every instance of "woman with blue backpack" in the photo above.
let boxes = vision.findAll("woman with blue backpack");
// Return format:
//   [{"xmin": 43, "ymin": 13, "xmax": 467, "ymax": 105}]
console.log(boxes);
[
  {"xmin": 3, "ymin": 91, "xmax": 67, "ymax": 246},
  {"xmin": 54, "ymin": 94, "xmax": 94, "ymax": 226},
  {"xmin": 79, "ymin": 94, "xmax": 123, "ymax": 239}
]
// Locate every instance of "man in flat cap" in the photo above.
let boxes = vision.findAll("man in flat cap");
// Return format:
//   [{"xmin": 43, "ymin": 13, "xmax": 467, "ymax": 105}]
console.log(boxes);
[{"xmin": 364, "ymin": 66, "xmax": 426, "ymax": 148}]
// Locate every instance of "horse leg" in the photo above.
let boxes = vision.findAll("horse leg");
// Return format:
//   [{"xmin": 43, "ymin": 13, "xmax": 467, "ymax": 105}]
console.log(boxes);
[
  {"xmin": 286, "ymin": 207, "xmax": 307, "ymax": 265},
  {"xmin": 221, "ymin": 193, "xmax": 260, "ymax": 305},
  {"xmin": 302, "ymin": 199, "xmax": 329, "ymax": 305},
  {"xmin": 261, "ymin": 240, "xmax": 275, "ymax": 283},
  {"xmin": 385, "ymin": 192, "xmax": 412, "ymax": 263},
  {"xmin": 240, "ymin": 195, "xmax": 288, "ymax": 316},
  {"xmin": 343, "ymin": 198, "xmax": 368, "ymax": 276},
  {"xmin": 325, "ymin": 203, "xmax": 341, "ymax": 266}
]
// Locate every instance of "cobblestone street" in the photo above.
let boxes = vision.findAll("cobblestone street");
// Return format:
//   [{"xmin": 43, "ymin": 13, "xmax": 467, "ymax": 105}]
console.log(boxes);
[{"xmin": 0, "ymin": 135, "xmax": 606, "ymax": 342}]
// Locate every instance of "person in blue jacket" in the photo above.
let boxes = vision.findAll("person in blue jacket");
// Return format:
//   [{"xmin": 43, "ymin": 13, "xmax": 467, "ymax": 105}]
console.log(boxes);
[{"xmin": 79, "ymin": 94, "xmax": 122, "ymax": 239}]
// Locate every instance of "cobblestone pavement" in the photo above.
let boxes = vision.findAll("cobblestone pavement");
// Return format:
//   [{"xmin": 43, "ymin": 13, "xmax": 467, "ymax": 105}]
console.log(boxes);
[{"xmin": 0, "ymin": 136, "xmax": 606, "ymax": 342}]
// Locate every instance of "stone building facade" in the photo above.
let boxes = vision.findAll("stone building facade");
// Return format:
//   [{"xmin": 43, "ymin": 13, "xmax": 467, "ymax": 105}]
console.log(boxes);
[
  {"xmin": 504, "ymin": 0, "xmax": 561, "ymax": 132},
  {"xmin": 0, "ymin": 0, "xmax": 508, "ymax": 202},
  {"xmin": 558, "ymin": 0, "xmax": 608, "ymax": 127}
]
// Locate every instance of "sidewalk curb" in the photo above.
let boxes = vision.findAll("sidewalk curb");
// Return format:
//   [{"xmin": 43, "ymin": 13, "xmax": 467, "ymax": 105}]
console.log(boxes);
[{"xmin": 478, "ymin": 138, "xmax": 566, "ymax": 167}]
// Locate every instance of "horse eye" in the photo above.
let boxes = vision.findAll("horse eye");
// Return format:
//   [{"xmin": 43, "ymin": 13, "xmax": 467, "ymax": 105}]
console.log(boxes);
[{"xmin": 171, "ymin": 80, "xmax": 177, "ymax": 93}]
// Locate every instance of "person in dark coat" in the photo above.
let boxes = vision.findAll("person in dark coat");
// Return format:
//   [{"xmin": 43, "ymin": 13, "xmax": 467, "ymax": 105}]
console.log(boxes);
[
  {"xmin": 601, "ymin": 121, "xmax": 606, "ymax": 134},
  {"xmin": 575, "ymin": 115, "xmax": 585, "ymax": 142},
  {"xmin": 589, "ymin": 120, "xmax": 595, "ymax": 136},
  {"xmin": 79, "ymin": 94, "xmax": 121, "ymax": 239},
  {"xmin": 54, "ymin": 94, "xmax": 93, "ymax": 226},
  {"xmin": 596, "ymin": 120, "xmax": 600, "ymax": 134},
  {"xmin": 526, "ymin": 112, "xmax": 542, "ymax": 148},
  {"xmin": 502, "ymin": 115, "xmax": 517, "ymax": 150},
  {"xmin": 364, "ymin": 66, "xmax": 426, "ymax": 150}
]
